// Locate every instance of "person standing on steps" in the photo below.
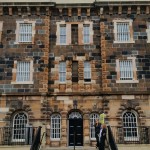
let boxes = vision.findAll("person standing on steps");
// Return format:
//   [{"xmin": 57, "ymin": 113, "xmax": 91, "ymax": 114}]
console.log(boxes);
[
  {"xmin": 94, "ymin": 119, "xmax": 101, "ymax": 148},
  {"xmin": 99, "ymin": 124, "xmax": 107, "ymax": 150}
]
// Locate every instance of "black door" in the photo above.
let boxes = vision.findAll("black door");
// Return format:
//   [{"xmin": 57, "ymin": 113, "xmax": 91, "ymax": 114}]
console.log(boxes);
[{"xmin": 69, "ymin": 118, "xmax": 83, "ymax": 146}]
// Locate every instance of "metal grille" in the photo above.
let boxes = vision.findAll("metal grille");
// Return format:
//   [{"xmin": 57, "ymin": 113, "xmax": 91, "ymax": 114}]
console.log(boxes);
[
  {"xmin": 83, "ymin": 24, "xmax": 90, "ymax": 44},
  {"xmin": 116, "ymin": 22, "xmax": 130, "ymax": 42},
  {"xmin": 90, "ymin": 113, "xmax": 99, "ymax": 139},
  {"xmin": 19, "ymin": 23, "xmax": 32, "ymax": 42},
  {"xmin": 59, "ymin": 62, "xmax": 66, "ymax": 82},
  {"xmin": 12, "ymin": 112, "xmax": 28, "ymax": 141},
  {"xmin": 119, "ymin": 60, "xmax": 133, "ymax": 80},
  {"xmin": 123, "ymin": 111, "xmax": 138, "ymax": 141},
  {"xmin": 84, "ymin": 61, "xmax": 91, "ymax": 80},
  {"xmin": 50, "ymin": 114, "xmax": 61, "ymax": 139},
  {"xmin": 16, "ymin": 61, "xmax": 30, "ymax": 82},
  {"xmin": 60, "ymin": 25, "xmax": 66, "ymax": 44}
]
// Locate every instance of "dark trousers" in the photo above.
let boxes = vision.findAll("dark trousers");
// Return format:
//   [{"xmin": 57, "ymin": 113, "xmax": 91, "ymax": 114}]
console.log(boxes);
[
  {"xmin": 95, "ymin": 133, "xmax": 99, "ymax": 147},
  {"xmin": 99, "ymin": 139, "xmax": 105, "ymax": 150}
]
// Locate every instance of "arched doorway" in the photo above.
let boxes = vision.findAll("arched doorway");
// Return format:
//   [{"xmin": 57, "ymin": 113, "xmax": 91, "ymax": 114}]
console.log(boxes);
[{"xmin": 68, "ymin": 111, "xmax": 83, "ymax": 146}]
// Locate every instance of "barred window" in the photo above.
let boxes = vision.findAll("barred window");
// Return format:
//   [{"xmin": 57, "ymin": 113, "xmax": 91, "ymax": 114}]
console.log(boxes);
[
  {"xmin": 90, "ymin": 113, "xmax": 99, "ymax": 139},
  {"xmin": 84, "ymin": 61, "xmax": 91, "ymax": 82},
  {"xmin": 16, "ymin": 61, "xmax": 31, "ymax": 82},
  {"xmin": 19, "ymin": 23, "xmax": 32, "ymax": 43},
  {"xmin": 116, "ymin": 22, "xmax": 130, "ymax": 42},
  {"xmin": 114, "ymin": 19, "xmax": 134, "ymax": 43},
  {"xmin": 59, "ymin": 62, "xmax": 66, "ymax": 83},
  {"xmin": 50, "ymin": 114, "xmax": 61, "ymax": 140},
  {"xmin": 123, "ymin": 111, "xmax": 138, "ymax": 141},
  {"xmin": 116, "ymin": 57, "xmax": 138, "ymax": 83},
  {"xmin": 12, "ymin": 112, "xmax": 28, "ymax": 142},
  {"xmin": 119, "ymin": 60, "xmax": 133, "ymax": 80},
  {"xmin": 83, "ymin": 24, "xmax": 90, "ymax": 44},
  {"xmin": 60, "ymin": 25, "xmax": 66, "ymax": 44},
  {"xmin": 15, "ymin": 20, "xmax": 35, "ymax": 44}
]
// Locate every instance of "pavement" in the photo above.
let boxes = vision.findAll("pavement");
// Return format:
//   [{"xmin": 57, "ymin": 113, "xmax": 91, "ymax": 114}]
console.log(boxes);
[{"xmin": 40, "ymin": 146, "xmax": 109, "ymax": 150}]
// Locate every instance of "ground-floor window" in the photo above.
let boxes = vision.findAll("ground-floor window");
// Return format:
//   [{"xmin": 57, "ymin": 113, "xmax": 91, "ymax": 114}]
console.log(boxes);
[
  {"xmin": 12, "ymin": 112, "xmax": 28, "ymax": 142},
  {"xmin": 123, "ymin": 111, "xmax": 138, "ymax": 141},
  {"xmin": 90, "ymin": 113, "xmax": 99, "ymax": 140},
  {"xmin": 50, "ymin": 114, "xmax": 61, "ymax": 140}
]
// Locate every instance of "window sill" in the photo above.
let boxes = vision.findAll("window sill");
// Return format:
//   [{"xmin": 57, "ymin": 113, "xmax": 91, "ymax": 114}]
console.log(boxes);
[
  {"xmin": 114, "ymin": 41, "xmax": 135, "ymax": 44},
  {"xmin": 116, "ymin": 80, "xmax": 139, "ymax": 83},
  {"xmin": 50, "ymin": 138, "xmax": 60, "ymax": 141},
  {"xmin": 11, "ymin": 81, "xmax": 33, "ymax": 84}
]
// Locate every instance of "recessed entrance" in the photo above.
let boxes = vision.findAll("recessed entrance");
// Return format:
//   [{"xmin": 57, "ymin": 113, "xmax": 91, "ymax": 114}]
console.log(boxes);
[{"xmin": 68, "ymin": 111, "xmax": 83, "ymax": 146}]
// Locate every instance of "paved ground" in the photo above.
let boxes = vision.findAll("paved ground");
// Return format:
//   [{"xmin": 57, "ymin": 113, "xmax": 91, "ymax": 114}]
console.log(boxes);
[{"xmin": 40, "ymin": 146, "xmax": 109, "ymax": 150}]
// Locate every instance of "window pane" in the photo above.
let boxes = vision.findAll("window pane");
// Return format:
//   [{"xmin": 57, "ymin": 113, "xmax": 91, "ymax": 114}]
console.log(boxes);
[
  {"xmin": 19, "ymin": 23, "xmax": 32, "ymax": 42},
  {"xmin": 16, "ymin": 61, "xmax": 30, "ymax": 82},
  {"xmin": 116, "ymin": 22, "xmax": 130, "ymax": 42},
  {"xmin": 123, "ymin": 111, "xmax": 138, "ymax": 140},
  {"xmin": 83, "ymin": 25, "xmax": 90, "ymax": 44},
  {"xmin": 90, "ymin": 113, "xmax": 99, "ymax": 139},
  {"xmin": 60, "ymin": 25, "xmax": 66, "ymax": 44},
  {"xmin": 59, "ymin": 62, "xmax": 66, "ymax": 82},
  {"xmin": 119, "ymin": 60, "xmax": 133, "ymax": 80},
  {"xmin": 13, "ymin": 112, "xmax": 28, "ymax": 141},
  {"xmin": 84, "ymin": 62, "xmax": 91, "ymax": 80},
  {"xmin": 50, "ymin": 114, "xmax": 61, "ymax": 139}
]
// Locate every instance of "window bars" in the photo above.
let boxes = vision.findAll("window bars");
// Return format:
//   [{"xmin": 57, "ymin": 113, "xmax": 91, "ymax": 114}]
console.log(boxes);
[
  {"xmin": 12, "ymin": 112, "xmax": 28, "ymax": 141},
  {"xmin": 116, "ymin": 22, "xmax": 130, "ymax": 42},
  {"xmin": 90, "ymin": 113, "xmax": 99, "ymax": 139},
  {"xmin": 123, "ymin": 111, "xmax": 138, "ymax": 141},
  {"xmin": 16, "ymin": 61, "xmax": 30, "ymax": 82},
  {"xmin": 50, "ymin": 114, "xmax": 61, "ymax": 139},
  {"xmin": 119, "ymin": 60, "xmax": 133, "ymax": 80},
  {"xmin": 19, "ymin": 23, "xmax": 32, "ymax": 43}
]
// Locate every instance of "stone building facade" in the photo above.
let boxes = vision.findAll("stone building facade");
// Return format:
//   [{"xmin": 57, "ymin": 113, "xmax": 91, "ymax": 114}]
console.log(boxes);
[{"xmin": 0, "ymin": 0, "xmax": 150, "ymax": 147}]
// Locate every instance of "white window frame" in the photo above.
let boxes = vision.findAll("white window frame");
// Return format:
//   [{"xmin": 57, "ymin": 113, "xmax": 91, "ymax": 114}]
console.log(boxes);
[
  {"xmin": 116, "ymin": 57, "xmax": 138, "ymax": 83},
  {"xmin": 50, "ymin": 114, "xmax": 61, "ymax": 140},
  {"xmin": 59, "ymin": 62, "xmax": 66, "ymax": 83},
  {"xmin": 113, "ymin": 19, "xmax": 134, "ymax": 43},
  {"xmin": 83, "ymin": 24, "xmax": 90, "ymax": 44},
  {"xmin": 15, "ymin": 20, "xmax": 36, "ymax": 44},
  {"xmin": 12, "ymin": 112, "xmax": 28, "ymax": 142},
  {"xmin": 0, "ymin": 21, "xmax": 3, "ymax": 42},
  {"xmin": 90, "ymin": 113, "xmax": 99, "ymax": 140},
  {"xmin": 84, "ymin": 61, "xmax": 91, "ymax": 82},
  {"xmin": 11, "ymin": 60, "xmax": 33, "ymax": 84},
  {"xmin": 146, "ymin": 22, "xmax": 150, "ymax": 43},
  {"xmin": 122, "ymin": 111, "xmax": 139, "ymax": 141}
]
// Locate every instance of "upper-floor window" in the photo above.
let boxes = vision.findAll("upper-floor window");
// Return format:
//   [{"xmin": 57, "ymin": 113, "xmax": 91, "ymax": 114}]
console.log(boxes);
[
  {"xmin": 113, "ymin": 19, "xmax": 134, "ymax": 43},
  {"xmin": 60, "ymin": 24, "xmax": 66, "ymax": 44},
  {"xmin": 0, "ymin": 21, "xmax": 3, "ymax": 42},
  {"xmin": 83, "ymin": 24, "xmax": 90, "ymax": 44},
  {"xmin": 50, "ymin": 114, "xmax": 61, "ymax": 140},
  {"xmin": 72, "ymin": 61, "xmax": 78, "ymax": 82},
  {"xmin": 12, "ymin": 112, "xmax": 28, "ymax": 142},
  {"xmin": 59, "ymin": 62, "xmax": 66, "ymax": 83},
  {"xmin": 146, "ymin": 22, "xmax": 150, "ymax": 43},
  {"xmin": 116, "ymin": 57, "xmax": 138, "ymax": 83},
  {"xmin": 122, "ymin": 111, "xmax": 138, "ymax": 141},
  {"xmin": 15, "ymin": 20, "xmax": 36, "ymax": 44},
  {"xmin": 84, "ymin": 61, "xmax": 91, "ymax": 82},
  {"xmin": 56, "ymin": 21, "xmax": 93, "ymax": 45},
  {"xmin": 11, "ymin": 60, "xmax": 33, "ymax": 84}
]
